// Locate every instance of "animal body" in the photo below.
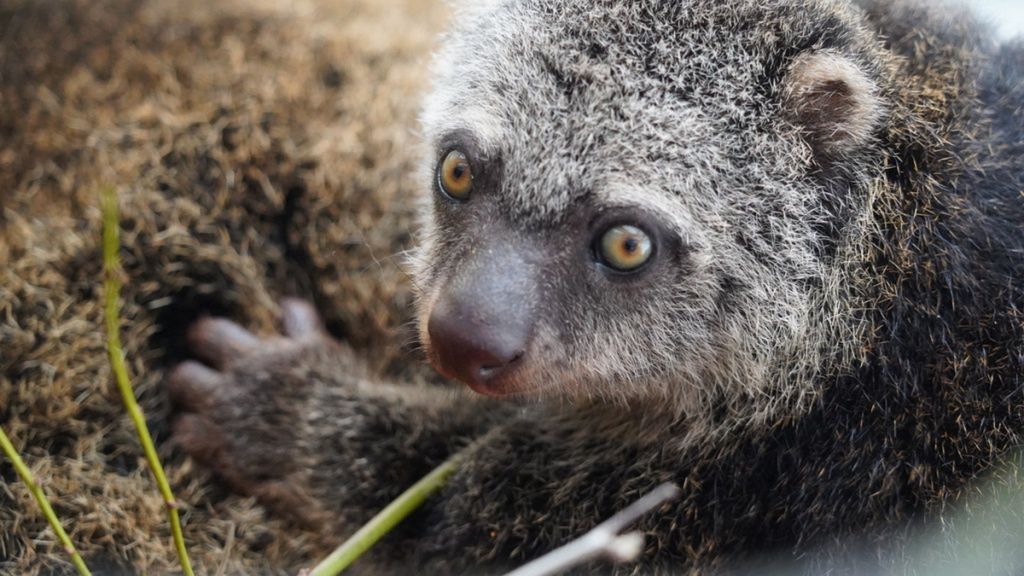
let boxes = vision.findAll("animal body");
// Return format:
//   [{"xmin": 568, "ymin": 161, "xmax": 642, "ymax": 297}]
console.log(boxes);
[{"xmin": 168, "ymin": 0, "xmax": 1024, "ymax": 573}]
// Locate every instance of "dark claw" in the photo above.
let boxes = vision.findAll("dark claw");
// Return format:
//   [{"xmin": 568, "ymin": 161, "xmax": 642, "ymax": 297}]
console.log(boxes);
[
  {"xmin": 281, "ymin": 298, "xmax": 326, "ymax": 340},
  {"xmin": 168, "ymin": 360, "xmax": 224, "ymax": 412},
  {"xmin": 186, "ymin": 317, "xmax": 260, "ymax": 369}
]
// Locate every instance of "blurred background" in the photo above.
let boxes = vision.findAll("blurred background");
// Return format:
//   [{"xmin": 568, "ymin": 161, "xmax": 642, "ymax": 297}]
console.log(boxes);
[{"xmin": 969, "ymin": 0, "xmax": 1024, "ymax": 37}]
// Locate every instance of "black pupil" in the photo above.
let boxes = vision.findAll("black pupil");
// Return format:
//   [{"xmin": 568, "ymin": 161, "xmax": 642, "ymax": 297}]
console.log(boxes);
[
  {"xmin": 451, "ymin": 162, "xmax": 466, "ymax": 180},
  {"xmin": 622, "ymin": 237, "xmax": 638, "ymax": 254}
]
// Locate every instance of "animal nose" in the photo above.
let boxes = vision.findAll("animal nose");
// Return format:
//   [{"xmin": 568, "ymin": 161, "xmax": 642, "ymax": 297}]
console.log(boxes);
[{"xmin": 427, "ymin": 294, "xmax": 529, "ymax": 391}]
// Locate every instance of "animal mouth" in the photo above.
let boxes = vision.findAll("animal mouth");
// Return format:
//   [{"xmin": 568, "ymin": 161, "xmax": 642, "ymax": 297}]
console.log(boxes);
[
  {"xmin": 466, "ymin": 357, "xmax": 540, "ymax": 397},
  {"xmin": 425, "ymin": 344, "xmax": 542, "ymax": 397}
]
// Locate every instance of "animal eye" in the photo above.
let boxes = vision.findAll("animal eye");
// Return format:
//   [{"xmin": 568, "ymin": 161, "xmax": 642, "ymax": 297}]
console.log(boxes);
[
  {"xmin": 597, "ymin": 225, "xmax": 653, "ymax": 272},
  {"xmin": 438, "ymin": 150, "xmax": 473, "ymax": 201}
]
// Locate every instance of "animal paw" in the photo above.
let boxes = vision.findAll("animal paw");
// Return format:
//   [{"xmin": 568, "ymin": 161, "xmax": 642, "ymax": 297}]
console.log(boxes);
[{"xmin": 168, "ymin": 298, "xmax": 337, "ymax": 528}]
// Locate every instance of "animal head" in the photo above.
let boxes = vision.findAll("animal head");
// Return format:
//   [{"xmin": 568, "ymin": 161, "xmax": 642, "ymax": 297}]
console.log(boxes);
[{"xmin": 411, "ymin": 0, "xmax": 893, "ymax": 428}]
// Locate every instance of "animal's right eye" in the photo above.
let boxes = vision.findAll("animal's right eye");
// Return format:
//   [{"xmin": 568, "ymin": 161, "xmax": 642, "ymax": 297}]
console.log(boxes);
[
  {"xmin": 596, "ymin": 224, "xmax": 654, "ymax": 273},
  {"xmin": 438, "ymin": 150, "xmax": 473, "ymax": 201}
]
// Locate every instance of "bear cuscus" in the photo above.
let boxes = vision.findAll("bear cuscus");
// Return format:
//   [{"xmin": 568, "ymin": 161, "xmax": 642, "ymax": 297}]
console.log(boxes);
[{"xmin": 170, "ymin": 0, "xmax": 1024, "ymax": 573}]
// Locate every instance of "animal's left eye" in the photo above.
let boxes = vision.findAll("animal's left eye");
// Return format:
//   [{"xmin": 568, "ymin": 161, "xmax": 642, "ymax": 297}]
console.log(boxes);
[
  {"xmin": 438, "ymin": 149, "xmax": 473, "ymax": 201},
  {"xmin": 597, "ymin": 225, "xmax": 653, "ymax": 272}
]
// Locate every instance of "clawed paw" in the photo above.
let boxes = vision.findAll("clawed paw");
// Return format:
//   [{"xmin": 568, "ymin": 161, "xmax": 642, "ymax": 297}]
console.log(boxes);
[{"xmin": 167, "ymin": 298, "xmax": 332, "ymax": 528}]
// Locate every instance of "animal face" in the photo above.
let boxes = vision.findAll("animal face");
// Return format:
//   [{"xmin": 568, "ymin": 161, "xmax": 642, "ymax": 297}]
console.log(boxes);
[{"xmin": 411, "ymin": 0, "xmax": 889, "ymax": 425}]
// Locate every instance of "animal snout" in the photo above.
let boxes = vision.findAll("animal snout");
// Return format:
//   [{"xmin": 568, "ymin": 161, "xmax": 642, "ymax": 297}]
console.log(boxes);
[{"xmin": 427, "ymin": 291, "xmax": 530, "ymax": 393}]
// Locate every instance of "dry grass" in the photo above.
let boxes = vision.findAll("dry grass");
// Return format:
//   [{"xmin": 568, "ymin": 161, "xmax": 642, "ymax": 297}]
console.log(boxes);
[{"xmin": 0, "ymin": 0, "xmax": 447, "ymax": 572}]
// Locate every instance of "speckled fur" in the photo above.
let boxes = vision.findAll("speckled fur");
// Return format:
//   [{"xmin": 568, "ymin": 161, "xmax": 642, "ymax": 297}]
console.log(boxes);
[{"xmin": 169, "ymin": 0, "xmax": 1023, "ymax": 574}]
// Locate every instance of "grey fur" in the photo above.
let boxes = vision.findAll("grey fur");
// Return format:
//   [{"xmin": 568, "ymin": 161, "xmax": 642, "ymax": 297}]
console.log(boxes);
[{"xmin": 414, "ymin": 0, "xmax": 890, "ymax": 435}]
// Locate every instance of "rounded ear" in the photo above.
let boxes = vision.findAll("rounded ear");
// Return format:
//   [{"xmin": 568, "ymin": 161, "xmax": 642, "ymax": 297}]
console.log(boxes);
[{"xmin": 782, "ymin": 51, "xmax": 886, "ymax": 158}]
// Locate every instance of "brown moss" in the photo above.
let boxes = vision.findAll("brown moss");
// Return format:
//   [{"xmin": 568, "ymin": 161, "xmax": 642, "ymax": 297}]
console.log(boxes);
[{"xmin": 0, "ymin": 0, "xmax": 447, "ymax": 572}]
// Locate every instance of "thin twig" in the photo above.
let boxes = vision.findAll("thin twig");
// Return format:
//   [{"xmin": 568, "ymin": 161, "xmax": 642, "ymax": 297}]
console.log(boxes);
[
  {"xmin": 101, "ymin": 186, "xmax": 195, "ymax": 576},
  {"xmin": 502, "ymin": 483, "xmax": 682, "ymax": 576},
  {"xmin": 303, "ymin": 450, "xmax": 467, "ymax": 576},
  {"xmin": 0, "ymin": 426, "xmax": 92, "ymax": 576}
]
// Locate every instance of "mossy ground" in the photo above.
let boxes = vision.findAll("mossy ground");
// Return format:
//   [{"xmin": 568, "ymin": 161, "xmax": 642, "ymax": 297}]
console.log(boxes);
[{"xmin": 0, "ymin": 0, "xmax": 446, "ymax": 572}]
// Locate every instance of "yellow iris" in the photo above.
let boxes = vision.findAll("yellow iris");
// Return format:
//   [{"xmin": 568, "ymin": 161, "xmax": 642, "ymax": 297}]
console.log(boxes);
[
  {"xmin": 600, "ymin": 225, "xmax": 652, "ymax": 271},
  {"xmin": 439, "ymin": 150, "xmax": 473, "ymax": 200}
]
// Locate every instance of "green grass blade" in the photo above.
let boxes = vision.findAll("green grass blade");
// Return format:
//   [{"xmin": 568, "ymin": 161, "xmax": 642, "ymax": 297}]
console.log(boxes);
[
  {"xmin": 0, "ymin": 426, "xmax": 92, "ymax": 576},
  {"xmin": 100, "ymin": 186, "xmax": 195, "ymax": 576},
  {"xmin": 305, "ymin": 451, "xmax": 465, "ymax": 576}
]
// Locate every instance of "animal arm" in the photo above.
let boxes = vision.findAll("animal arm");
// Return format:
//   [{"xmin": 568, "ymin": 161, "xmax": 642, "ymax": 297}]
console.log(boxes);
[{"xmin": 502, "ymin": 482, "xmax": 682, "ymax": 576}]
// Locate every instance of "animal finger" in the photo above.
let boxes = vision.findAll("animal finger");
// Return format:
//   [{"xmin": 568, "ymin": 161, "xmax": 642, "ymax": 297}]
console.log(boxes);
[
  {"xmin": 254, "ymin": 477, "xmax": 331, "ymax": 530},
  {"xmin": 281, "ymin": 298, "xmax": 326, "ymax": 339},
  {"xmin": 172, "ymin": 413, "xmax": 227, "ymax": 467},
  {"xmin": 168, "ymin": 360, "xmax": 224, "ymax": 412},
  {"xmin": 172, "ymin": 414, "xmax": 253, "ymax": 494},
  {"xmin": 186, "ymin": 317, "xmax": 261, "ymax": 369}
]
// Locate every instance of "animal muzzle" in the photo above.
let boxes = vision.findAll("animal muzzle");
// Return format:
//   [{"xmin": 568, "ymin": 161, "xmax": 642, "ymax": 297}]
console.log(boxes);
[{"xmin": 426, "ymin": 241, "xmax": 538, "ymax": 395}]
